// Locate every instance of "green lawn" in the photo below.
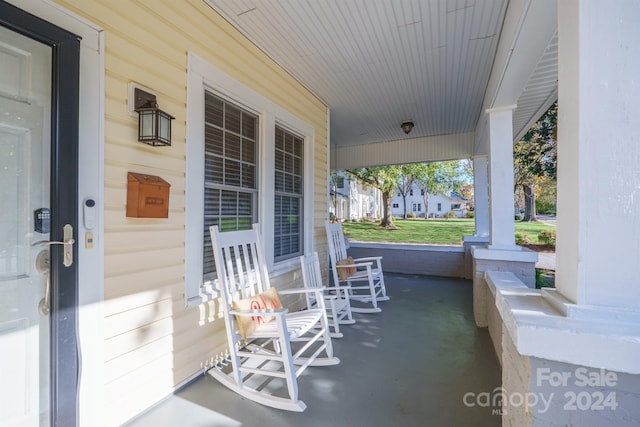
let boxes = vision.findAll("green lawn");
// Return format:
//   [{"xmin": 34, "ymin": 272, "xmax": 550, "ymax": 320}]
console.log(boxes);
[{"xmin": 340, "ymin": 218, "xmax": 555, "ymax": 245}]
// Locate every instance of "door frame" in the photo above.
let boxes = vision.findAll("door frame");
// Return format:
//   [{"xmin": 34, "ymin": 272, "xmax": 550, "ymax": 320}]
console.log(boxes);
[{"xmin": 0, "ymin": 2, "xmax": 80, "ymax": 425}]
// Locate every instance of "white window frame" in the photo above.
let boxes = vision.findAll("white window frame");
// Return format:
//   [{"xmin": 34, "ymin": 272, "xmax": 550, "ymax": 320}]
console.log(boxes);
[
  {"xmin": 185, "ymin": 52, "xmax": 315, "ymax": 306},
  {"xmin": 273, "ymin": 124, "xmax": 305, "ymax": 262}
]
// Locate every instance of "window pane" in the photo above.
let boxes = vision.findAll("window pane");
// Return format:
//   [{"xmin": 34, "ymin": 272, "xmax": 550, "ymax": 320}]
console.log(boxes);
[
  {"xmin": 242, "ymin": 112, "xmax": 256, "ymax": 139},
  {"xmin": 293, "ymin": 135, "xmax": 303, "ymax": 157},
  {"xmin": 203, "ymin": 187, "xmax": 220, "ymax": 217},
  {"xmin": 275, "ymin": 127, "xmax": 284, "ymax": 150},
  {"xmin": 204, "ymin": 126, "xmax": 223, "ymax": 155},
  {"xmin": 241, "ymin": 163, "xmax": 255, "ymax": 189},
  {"xmin": 225, "ymin": 104, "xmax": 241, "ymax": 134},
  {"xmin": 275, "ymin": 149, "xmax": 284, "ymax": 173},
  {"xmin": 242, "ymin": 137, "xmax": 255, "ymax": 164},
  {"xmin": 225, "ymin": 132, "xmax": 241, "ymax": 160},
  {"xmin": 204, "ymin": 93, "xmax": 223, "ymax": 127},
  {"xmin": 238, "ymin": 192, "xmax": 252, "ymax": 216},
  {"xmin": 225, "ymin": 160, "xmax": 241, "ymax": 186},
  {"xmin": 274, "ymin": 171, "xmax": 284, "ymax": 192},
  {"xmin": 204, "ymin": 154, "xmax": 223, "ymax": 183}
]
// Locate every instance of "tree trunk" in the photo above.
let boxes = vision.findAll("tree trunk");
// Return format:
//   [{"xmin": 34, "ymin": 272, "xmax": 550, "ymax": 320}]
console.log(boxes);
[
  {"xmin": 402, "ymin": 196, "xmax": 407, "ymax": 219},
  {"xmin": 522, "ymin": 183, "xmax": 537, "ymax": 221},
  {"xmin": 423, "ymin": 193, "xmax": 429, "ymax": 219},
  {"xmin": 379, "ymin": 190, "xmax": 396, "ymax": 228}
]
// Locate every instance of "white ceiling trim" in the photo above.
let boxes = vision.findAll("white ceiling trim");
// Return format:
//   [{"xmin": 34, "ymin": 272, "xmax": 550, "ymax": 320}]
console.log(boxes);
[{"xmin": 331, "ymin": 131, "xmax": 475, "ymax": 169}]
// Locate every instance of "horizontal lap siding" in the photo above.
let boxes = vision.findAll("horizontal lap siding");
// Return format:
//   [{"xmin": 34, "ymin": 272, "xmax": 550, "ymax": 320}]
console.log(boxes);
[{"xmin": 54, "ymin": 0, "xmax": 328, "ymax": 424}]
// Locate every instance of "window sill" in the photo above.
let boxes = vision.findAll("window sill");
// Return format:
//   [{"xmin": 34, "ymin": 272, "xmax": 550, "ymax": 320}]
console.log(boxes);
[
  {"xmin": 270, "ymin": 257, "xmax": 301, "ymax": 277},
  {"xmin": 186, "ymin": 281, "xmax": 219, "ymax": 308}
]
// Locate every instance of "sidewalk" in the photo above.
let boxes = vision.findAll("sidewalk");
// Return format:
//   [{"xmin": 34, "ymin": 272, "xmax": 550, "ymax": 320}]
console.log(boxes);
[{"xmin": 536, "ymin": 251, "xmax": 556, "ymax": 270}]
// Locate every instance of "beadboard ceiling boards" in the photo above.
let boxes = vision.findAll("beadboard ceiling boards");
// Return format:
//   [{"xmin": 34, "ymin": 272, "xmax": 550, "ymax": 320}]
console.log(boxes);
[{"xmin": 206, "ymin": 0, "xmax": 558, "ymax": 159}]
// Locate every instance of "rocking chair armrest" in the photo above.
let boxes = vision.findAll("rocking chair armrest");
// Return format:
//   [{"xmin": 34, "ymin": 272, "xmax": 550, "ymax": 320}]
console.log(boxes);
[
  {"xmin": 279, "ymin": 288, "xmax": 329, "ymax": 312},
  {"xmin": 353, "ymin": 256, "xmax": 382, "ymax": 263},
  {"xmin": 337, "ymin": 261, "xmax": 372, "ymax": 269},
  {"xmin": 229, "ymin": 307, "xmax": 289, "ymax": 317},
  {"xmin": 278, "ymin": 288, "xmax": 325, "ymax": 297}
]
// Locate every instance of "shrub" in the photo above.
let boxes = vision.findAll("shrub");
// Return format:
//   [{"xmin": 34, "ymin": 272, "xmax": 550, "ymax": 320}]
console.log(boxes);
[
  {"xmin": 536, "ymin": 200, "xmax": 556, "ymax": 215},
  {"xmin": 465, "ymin": 210, "xmax": 475, "ymax": 218},
  {"xmin": 515, "ymin": 233, "xmax": 531, "ymax": 245},
  {"xmin": 515, "ymin": 213, "xmax": 524, "ymax": 221},
  {"xmin": 538, "ymin": 229, "xmax": 556, "ymax": 245},
  {"xmin": 406, "ymin": 212, "xmax": 417, "ymax": 219},
  {"xmin": 444, "ymin": 211, "xmax": 456, "ymax": 219}
]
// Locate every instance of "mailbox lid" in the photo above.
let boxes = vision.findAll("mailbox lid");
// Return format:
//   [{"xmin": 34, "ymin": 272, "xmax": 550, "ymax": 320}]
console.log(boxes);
[{"xmin": 127, "ymin": 172, "xmax": 170, "ymax": 187}]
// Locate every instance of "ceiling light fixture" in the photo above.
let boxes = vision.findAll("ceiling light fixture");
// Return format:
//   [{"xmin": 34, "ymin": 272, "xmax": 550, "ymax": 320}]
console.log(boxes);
[{"xmin": 401, "ymin": 120, "xmax": 414, "ymax": 135}]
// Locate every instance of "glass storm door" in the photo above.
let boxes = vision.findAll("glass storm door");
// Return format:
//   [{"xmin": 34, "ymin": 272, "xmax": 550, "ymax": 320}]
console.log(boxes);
[{"xmin": 0, "ymin": 2, "xmax": 80, "ymax": 426}]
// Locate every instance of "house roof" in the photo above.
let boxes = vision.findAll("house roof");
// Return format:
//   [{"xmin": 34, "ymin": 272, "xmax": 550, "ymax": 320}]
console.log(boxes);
[{"xmin": 206, "ymin": 0, "xmax": 558, "ymax": 168}]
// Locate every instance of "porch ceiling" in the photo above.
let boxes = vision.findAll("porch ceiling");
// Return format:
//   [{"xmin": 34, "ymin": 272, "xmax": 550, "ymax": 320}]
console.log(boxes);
[{"xmin": 206, "ymin": 0, "xmax": 558, "ymax": 166}]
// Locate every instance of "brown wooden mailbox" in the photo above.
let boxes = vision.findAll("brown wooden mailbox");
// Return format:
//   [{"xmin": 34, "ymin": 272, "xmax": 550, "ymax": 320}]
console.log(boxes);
[{"xmin": 126, "ymin": 172, "xmax": 171, "ymax": 218}]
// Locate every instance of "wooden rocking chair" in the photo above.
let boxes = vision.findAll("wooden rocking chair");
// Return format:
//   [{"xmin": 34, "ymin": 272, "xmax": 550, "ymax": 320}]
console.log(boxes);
[
  {"xmin": 325, "ymin": 221, "xmax": 389, "ymax": 313},
  {"xmin": 300, "ymin": 252, "xmax": 355, "ymax": 338},
  {"xmin": 206, "ymin": 224, "xmax": 339, "ymax": 412}
]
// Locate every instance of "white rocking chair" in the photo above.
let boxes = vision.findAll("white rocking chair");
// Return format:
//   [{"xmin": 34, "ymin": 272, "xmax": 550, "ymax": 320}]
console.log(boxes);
[
  {"xmin": 325, "ymin": 221, "xmax": 389, "ymax": 313},
  {"xmin": 206, "ymin": 224, "xmax": 339, "ymax": 412},
  {"xmin": 300, "ymin": 252, "xmax": 355, "ymax": 338}
]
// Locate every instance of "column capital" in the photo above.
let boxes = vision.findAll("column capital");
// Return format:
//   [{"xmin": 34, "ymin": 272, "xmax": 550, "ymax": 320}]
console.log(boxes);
[{"xmin": 485, "ymin": 104, "xmax": 517, "ymax": 114}]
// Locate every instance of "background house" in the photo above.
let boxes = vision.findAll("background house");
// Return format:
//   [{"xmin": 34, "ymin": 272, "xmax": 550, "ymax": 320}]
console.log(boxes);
[
  {"xmin": 330, "ymin": 171, "xmax": 383, "ymax": 221},
  {"xmin": 391, "ymin": 183, "xmax": 468, "ymax": 218}
]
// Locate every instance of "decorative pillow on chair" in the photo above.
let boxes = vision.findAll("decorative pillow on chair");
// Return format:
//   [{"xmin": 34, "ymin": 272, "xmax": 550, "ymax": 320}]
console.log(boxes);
[
  {"xmin": 232, "ymin": 287, "xmax": 283, "ymax": 339},
  {"xmin": 336, "ymin": 256, "xmax": 357, "ymax": 280}
]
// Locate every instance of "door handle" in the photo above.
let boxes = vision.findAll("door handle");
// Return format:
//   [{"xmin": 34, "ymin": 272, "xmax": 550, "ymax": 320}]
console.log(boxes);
[
  {"xmin": 31, "ymin": 224, "xmax": 74, "ymax": 267},
  {"xmin": 35, "ymin": 250, "xmax": 51, "ymax": 316}
]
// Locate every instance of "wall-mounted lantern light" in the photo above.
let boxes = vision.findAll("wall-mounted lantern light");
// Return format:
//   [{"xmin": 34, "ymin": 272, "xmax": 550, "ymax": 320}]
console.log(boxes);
[
  {"xmin": 134, "ymin": 88, "xmax": 174, "ymax": 146},
  {"xmin": 401, "ymin": 120, "xmax": 415, "ymax": 135}
]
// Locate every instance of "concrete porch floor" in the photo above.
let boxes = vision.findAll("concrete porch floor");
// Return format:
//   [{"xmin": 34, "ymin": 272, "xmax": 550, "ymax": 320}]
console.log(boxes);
[{"xmin": 125, "ymin": 273, "xmax": 501, "ymax": 427}]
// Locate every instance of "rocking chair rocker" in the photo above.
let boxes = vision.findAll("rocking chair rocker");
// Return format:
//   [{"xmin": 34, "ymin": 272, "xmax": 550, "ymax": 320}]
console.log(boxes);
[{"xmin": 206, "ymin": 224, "xmax": 339, "ymax": 412}]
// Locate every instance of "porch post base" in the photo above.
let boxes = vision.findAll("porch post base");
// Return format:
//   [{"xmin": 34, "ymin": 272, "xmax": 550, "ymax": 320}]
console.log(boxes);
[
  {"xmin": 471, "ymin": 246, "xmax": 537, "ymax": 328},
  {"xmin": 463, "ymin": 235, "xmax": 489, "ymax": 279}
]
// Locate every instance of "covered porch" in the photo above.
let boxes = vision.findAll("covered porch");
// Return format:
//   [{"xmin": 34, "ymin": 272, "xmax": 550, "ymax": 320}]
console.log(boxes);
[
  {"xmin": 2, "ymin": 1, "xmax": 639, "ymax": 426},
  {"xmin": 126, "ymin": 272, "xmax": 502, "ymax": 427}
]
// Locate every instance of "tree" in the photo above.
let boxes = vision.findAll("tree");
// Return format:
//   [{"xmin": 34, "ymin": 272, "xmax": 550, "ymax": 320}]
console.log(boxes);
[
  {"xmin": 346, "ymin": 166, "xmax": 401, "ymax": 228},
  {"xmin": 514, "ymin": 102, "xmax": 557, "ymax": 221},
  {"xmin": 396, "ymin": 164, "xmax": 419, "ymax": 218}
]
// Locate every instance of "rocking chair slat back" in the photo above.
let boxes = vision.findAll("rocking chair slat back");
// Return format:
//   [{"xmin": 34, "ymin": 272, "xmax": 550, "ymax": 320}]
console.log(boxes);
[{"xmin": 212, "ymin": 225, "xmax": 270, "ymax": 304}]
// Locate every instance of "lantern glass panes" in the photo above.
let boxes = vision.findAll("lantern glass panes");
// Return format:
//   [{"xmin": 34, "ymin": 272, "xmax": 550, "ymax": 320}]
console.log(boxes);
[{"xmin": 134, "ymin": 88, "xmax": 174, "ymax": 146}]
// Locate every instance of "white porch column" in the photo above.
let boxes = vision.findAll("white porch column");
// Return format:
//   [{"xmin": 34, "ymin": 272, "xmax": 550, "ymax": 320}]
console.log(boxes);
[
  {"xmin": 556, "ymin": 0, "xmax": 640, "ymax": 308},
  {"xmin": 472, "ymin": 155, "xmax": 489, "ymax": 237},
  {"xmin": 487, "ymin": 106, "xmax": 517, "ymax": 250},
  {"xmin": 463, "ymin": 155, "xmax": 490, "ymax": 279}
]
